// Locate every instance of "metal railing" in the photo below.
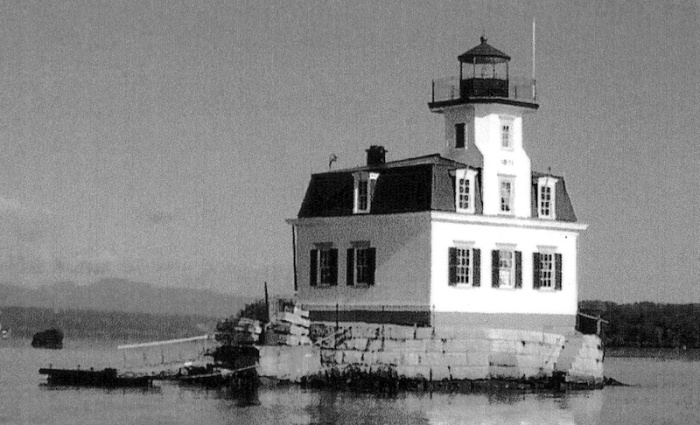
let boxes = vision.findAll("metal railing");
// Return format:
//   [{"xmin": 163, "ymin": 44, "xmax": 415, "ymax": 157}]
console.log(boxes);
[{"xmin": 431, "ymin": 76, "xmax": 537, "ymax": 104}]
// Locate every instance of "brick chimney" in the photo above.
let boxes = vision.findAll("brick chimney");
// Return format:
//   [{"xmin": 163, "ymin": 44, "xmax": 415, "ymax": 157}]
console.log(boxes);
[{"xmin": 366, "ymin": 145, "xmax": 387, "ymax": 166}]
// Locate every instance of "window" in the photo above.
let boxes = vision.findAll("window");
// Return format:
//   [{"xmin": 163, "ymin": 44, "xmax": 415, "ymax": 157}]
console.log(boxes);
[
  {"xmin": 354, "ymin": 172, "xmax": 379, "ymax": 213},
  {"xmin": 491, "ymin": 249, "xmax": 522, "ymax": 288},
  {"xmin": 310, "ymin": 246, "xmax": 338, "ymax": 286},
  {"xmin": 346, "ymin": 244, "xmax": 376, "ymax": 286},
  {"xmin": 499, "ymin": 176, "xmax": 514, "ymax": 214},
  {"xmin": 539, "ymin": 253, "xmax": 554, "ymax": 288},
  {"xmin": 358, "ymin": 180, "xmax": 369, "ymax": 211},
  {"xmin": 537, "ymin": 177, "xmax": 558, "ymax": 219},
  {"xmin": 448, "ymin": 247, "xmax": 481, "ymax": 287},
  {"xmin": 455, "ymin": 123, "xmax": 466, "ymax": 148},
  {"xmin": 455, "ymin": 169, "xmax": 477, "ymax": 213},
  {"xmin": 533, "ymin": 252, "xmax": 562, "ymax": 290},
  {"xmin": 500, "ymin": 117, "xmax": 514, "ymax": 150},
  {"xmin": 458, "ymin": 178, "xmax": 470, "ymax": 210}
]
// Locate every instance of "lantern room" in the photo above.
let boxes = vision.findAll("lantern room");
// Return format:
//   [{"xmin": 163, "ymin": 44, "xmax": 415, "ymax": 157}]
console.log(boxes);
[
  {"xmin": 429, "ymin": 37, "xmax": 538, "ymax": 110},
  {"xmin": 458, "ymin": 36, "xmax": 510, "ymax": 98}
]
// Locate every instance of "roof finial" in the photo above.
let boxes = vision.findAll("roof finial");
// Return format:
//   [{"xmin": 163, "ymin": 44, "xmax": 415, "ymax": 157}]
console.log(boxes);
[{"xmin": 480, "ymin": 34, "xmax": 487, "ymax": 44}]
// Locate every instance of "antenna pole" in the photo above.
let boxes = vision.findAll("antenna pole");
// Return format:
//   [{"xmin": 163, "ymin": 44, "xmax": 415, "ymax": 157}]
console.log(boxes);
[{"xmin": 532, "ymin": 18, "xmax": 537, "ymax": 100}]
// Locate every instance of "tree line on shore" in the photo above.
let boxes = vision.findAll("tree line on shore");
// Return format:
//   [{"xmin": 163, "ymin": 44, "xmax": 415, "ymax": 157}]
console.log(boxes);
[
  {"xmin": 579, "ymin": 301, "xmax": 700, "ymax": 349},
  {"xmin": 4, "ymin": 301, "xmax": 699, "ymax": 349}
]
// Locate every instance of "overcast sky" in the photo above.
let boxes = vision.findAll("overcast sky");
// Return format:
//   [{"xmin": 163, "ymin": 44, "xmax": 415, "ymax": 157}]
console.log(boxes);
[{"xmin": 0, "ymin": 0, "xmax": 697, "ymax": 303}]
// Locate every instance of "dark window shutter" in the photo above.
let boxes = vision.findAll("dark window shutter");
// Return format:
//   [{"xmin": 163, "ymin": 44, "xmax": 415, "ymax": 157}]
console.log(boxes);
[
  {"xmin": 310, "ymin": 249, "xmax": 318, "ymax": 287},
  {"xmin": 329, "ymin": 249, "xmax": 338, "ymax": 286},
  {"xmin": 472, "ymin": 249, "xmax": 481, "ymax": 287},
  {"xmin": 367, "ymin": 248, "xmax": 376, "ymax": 285},
  {"xmin": 491, "ymin": 250, "xmax": 500, "ymax": 288},
  {"xmin": 448, "ymin": 247, "xmax": 457, "ymax": 286},
  {"xmin": 515, "ymin": 251, "xmax": 522, "ymax": 288},
  {"xmin": 455, "ymin": 123, "xmax": 465, "ymax": 148},
  {"xmin": 555, "ymin": 253, "xmax": 563, "ymax": 290},
  {"xmin": 369, "ymin": 179, "xmax": 377, "ymax": 209},
  {"xmin": 533, "ymin": 252, "xmax": 541, "ymax": 289},
  {"xmin": 346, "ymin": 248, "xmax": 354, "ymax": 286}
]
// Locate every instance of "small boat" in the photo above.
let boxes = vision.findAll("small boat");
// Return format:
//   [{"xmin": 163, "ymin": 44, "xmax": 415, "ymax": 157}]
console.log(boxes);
[{"xmin": 39, "ymin": 367, "xmax": 152, "ymax": 387}]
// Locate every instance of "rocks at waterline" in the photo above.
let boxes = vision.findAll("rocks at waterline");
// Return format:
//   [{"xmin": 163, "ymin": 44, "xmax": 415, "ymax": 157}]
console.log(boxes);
[{"xmin": 31, "ymin": 328, "xmax": 64, "ymax": 349}]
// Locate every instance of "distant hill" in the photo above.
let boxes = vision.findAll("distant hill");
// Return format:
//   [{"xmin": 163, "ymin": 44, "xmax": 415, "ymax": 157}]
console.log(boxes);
[
  {"xmin": 0, "ymin": 305, "xmax": 218, "ymax": 341},
  {"xmin": 0, "ymin": 278, "xmax": 255, "ymax": 318}
]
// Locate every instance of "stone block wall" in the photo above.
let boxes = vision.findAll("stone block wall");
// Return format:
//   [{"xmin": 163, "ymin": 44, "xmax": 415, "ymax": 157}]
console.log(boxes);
[{"xmin": 313, "ymin": 322, "xmax": 603, "ymax": 385}]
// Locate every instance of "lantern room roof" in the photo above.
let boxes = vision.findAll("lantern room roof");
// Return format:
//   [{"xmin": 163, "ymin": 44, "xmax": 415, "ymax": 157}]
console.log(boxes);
[{"xmin": 458, "ymin": 36, "xmax": 511, "ymax": 64}]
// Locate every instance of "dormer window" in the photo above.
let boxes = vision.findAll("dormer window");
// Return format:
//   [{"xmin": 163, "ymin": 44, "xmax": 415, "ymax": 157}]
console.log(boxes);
[
  {"xmin": 354, "ymin": 172, "xmax": 379, "ymax": 214},
  {"xmin": 537, "ymin": 176, "xmax": 558, "ymax": 219},
  {"xmin": 455, "ymin": 168, "xmax": 477, "ymax": 213},
  {"xmin": 500, "ymin": 117, "xmax": 514, "ymax": 150}
]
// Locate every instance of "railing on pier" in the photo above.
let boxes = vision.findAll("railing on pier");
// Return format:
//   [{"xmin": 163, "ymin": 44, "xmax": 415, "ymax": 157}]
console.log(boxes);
[
  {"xmin": 576, "ymin": 312, "xmax": 609, "ymax": 336},
  {"xmin": 431, "ymin": 76, "xmax": 537, "ymax": 104},
  {"xmin": 117, "ymin": 334, "xmax": 212, "ymax": 369}
]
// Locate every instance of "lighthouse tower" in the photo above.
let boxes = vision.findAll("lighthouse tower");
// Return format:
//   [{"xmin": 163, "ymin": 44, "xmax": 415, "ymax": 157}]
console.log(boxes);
[{"xmin": 429, "ymin": 36, "xmax": 538, "ymax": 218}]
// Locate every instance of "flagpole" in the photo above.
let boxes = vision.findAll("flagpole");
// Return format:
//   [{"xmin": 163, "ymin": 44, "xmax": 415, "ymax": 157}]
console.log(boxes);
[{"xmin": 532, "ymin": 18, "xmax": 537, "ymax": 101}]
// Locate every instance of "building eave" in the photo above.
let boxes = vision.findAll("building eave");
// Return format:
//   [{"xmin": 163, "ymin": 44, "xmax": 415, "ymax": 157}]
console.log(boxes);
[
  {"xmin": 286, "ymin": 211, "xmax": 431, "ymax": 227},
  {"xmin": 287, "ymin": 211, "xmax": 587, "ymax": 232},
  {"xmin": 430, "ymin": 211, "xmax": 588, "ymax": 232},
  {"xmin": 429, "ymin": 97, "xmax": 539, "ymax": 112}
]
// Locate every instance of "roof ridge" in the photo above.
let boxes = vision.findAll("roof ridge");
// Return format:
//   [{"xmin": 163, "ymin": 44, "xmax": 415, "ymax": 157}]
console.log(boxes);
[{"xmin": 318, "ymin": 153, "xmax": 467, "ymax": 175}]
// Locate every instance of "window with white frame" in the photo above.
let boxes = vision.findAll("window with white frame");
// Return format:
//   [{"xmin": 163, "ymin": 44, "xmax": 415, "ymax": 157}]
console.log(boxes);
[
  {"xmin": 500, "ymin": 117, "xmax": 514, "ymax": 150},
  {"xmin": 346, "ymin": 243, "xmax": 376, "ymax": 286},
  {"xmin": 538, "ymin": 253, "xmax": 554, "ymax": 288},
  {"xmin": 492, "ymin": 248, "xmax": 522, "ymax": 288},
  {"xmin": 533, "ymin": 251, "xmax": 562, "ymax": 290},
  {"xmin": 354, "ymin": 172, "xmax": 379, "ymax": 214},
  {"xmin": 456, "ymin": 248, "xmax": 471, "ymax": 284},
  {"xmin": 310, "ymin": 245, "xmax": 338, "ymax": 287},
  {"xmin": 455, "ymin": 168, "xmax": 477, "ymax": 213},
  {"xmin": 537, "ymin": 176, "xmax": 558, "ymax": 219},
  {"xmin": 448, "ymin": 246, "xmax": 481, "ymax": 287},
  {"xmin": 499, "ymin": 176, "xmax": 514, "ymax": 214},
  {"xmin": 498, "ymin": 250, "xmax": 514, "ymax": 287}
]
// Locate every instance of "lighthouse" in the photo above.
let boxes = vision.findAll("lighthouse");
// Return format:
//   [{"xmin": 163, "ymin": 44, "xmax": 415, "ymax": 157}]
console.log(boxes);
[{"xmin": 288, "ymin": 37, "xmax": 587, "ymax": 335}]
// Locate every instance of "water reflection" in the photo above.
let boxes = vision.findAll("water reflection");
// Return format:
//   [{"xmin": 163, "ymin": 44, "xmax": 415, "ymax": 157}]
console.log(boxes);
[
  {"xmin": 208, "ymin": 386, "xmax": 603, "ymax": 425},
  {"xmin": 38, "ymin": 382, "xmax": 162, "ymax": 395}
]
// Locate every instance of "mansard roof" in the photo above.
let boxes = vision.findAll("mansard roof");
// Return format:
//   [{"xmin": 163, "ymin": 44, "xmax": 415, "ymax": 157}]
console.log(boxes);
[
  {"xmin": 324, "ymin": 153, "xmax": 467, "ymax": 173},
  {"xmin": 297, "ymin": 154, "xmax": 577, "ymax": 222}
]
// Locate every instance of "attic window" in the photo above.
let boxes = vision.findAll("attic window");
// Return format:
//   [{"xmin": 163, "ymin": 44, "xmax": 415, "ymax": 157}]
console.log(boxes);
[
  {"xmin": 537, "ymin": 176, "xmax": 558, "ymax": 219},
  {"xmin": 354, "ymin": 172, "xmax": 379, "ymax": 214},
  {"xmin": 455, "ymin": 168, "xmax": 477, "ymax": 213}
]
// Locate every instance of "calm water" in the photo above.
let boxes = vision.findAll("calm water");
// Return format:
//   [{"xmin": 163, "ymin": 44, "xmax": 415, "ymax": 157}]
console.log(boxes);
[{"xmin": 1, "ymin": 340, "xmax": 699, "ymax": 425}]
